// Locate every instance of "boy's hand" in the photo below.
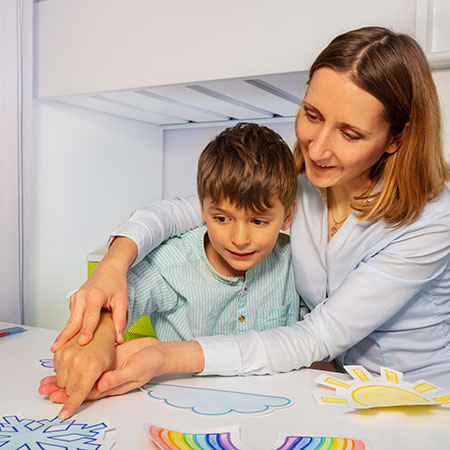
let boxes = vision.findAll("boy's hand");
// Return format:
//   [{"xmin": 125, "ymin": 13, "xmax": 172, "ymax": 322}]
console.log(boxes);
[
  {"xmin": 39, "ymin": 338, "xmax": 164, "ymax": 415},
  {"xmin": 51, "ymin": 237, "xmax": 137, "ymax": 352},
  {"xmin": 39, "ymin": 338, "xmax": 205, "ymax": 417},
  {"xmin": 45, "ymin": 311, "xmax": 116, "ymax": 419}
]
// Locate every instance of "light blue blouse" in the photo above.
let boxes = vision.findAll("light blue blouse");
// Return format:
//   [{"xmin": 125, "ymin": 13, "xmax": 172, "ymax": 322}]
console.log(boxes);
[{"xmin": 113, "ymin": 176, "xmax": 450, "ymax": 387}]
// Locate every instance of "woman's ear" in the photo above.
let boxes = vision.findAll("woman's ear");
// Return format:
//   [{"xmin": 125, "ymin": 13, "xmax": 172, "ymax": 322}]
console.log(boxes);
[
  {"xmin": 281, "ymin": 200, "xmax": 297, "ymax": 231},
  {"xmin": 386, "ymin": 122, "xmax": 409, "ymax": 154}
]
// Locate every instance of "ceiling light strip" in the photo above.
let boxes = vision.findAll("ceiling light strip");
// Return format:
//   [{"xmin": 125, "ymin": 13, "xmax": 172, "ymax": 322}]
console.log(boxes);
[
  {"xmin": 136, "ymin": 90, "xmax": 230, "ymax": 121},
  {"xmin": 187, "ymin": 85, "xmax": 274, "ymax": 117},
  {"xmin": 91, "ymin": 94, "xmax": 189, "ymax": 123},
  {"xmin": 244, "ymin": 79, "xmax": 301, "ymax": 105}
]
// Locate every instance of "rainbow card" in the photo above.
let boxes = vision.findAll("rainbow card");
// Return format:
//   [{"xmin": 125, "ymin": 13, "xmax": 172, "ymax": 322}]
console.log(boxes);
[
  {"xmin": 147, "ymin": 424, "xmax": 246, "ymax": 450},
  {"xmin": 146, "ymin": 425, "xmax": 367, "ymax": 450},
  {"xmin": 273, "ymin": 434, "xmax": 366, "ymax": 450}
]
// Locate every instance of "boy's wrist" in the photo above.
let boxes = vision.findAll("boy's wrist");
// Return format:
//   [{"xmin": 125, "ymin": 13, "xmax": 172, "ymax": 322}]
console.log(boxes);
[{"xmin": 161, "ymin": 340, "xmax": 205, "ymax": 375}]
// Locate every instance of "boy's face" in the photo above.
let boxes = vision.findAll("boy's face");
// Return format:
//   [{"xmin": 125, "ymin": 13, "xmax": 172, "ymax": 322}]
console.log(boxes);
[{"xmin": 201, "ymin": 197, "xmax": 295, "ymax": 278}]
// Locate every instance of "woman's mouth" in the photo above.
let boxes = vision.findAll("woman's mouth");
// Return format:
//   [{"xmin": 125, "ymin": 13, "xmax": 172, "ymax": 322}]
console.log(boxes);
[{"xmin": 311, "ymin": 160, "xmax": 337, "ymax": 171}]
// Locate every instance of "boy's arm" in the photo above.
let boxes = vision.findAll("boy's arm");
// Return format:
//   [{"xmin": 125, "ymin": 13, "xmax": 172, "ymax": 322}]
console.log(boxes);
[{"xmin": 50, "ymin": 310, "xmax": 116, "ymax": 419}]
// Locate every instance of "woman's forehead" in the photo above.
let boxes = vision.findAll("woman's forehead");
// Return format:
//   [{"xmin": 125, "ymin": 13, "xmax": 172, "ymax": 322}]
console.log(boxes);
[{"xmin": 305, "ymin": 67, "xmax": 387, "ymax": 130}]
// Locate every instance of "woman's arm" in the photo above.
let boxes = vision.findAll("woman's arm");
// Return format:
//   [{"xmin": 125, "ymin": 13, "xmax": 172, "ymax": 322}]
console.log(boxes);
[
  {"xmin": 198, "ymin": 210, "xmax": 450, "ymax": 377},
  {"xmin": 111, "ymin": 196, "xmax": 203, "ymax": 266},
  {"xmin": 52, "ymin": 196, "xmax": 203, "ymax": 350}
]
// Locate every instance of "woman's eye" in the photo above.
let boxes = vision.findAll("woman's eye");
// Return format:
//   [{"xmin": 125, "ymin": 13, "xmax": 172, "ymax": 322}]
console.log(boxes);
[
  {"xmin": 304, "ymin": 109, "xmax": 320, "ymax": 122},
  {"xmin": 342, "ymin": 130, "xmax": 360, "ymax": 141}
]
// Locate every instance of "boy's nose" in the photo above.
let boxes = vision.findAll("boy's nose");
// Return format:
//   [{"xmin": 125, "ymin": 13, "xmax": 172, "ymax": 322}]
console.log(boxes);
[{"xmin": 231, "ymin": 224, "xmax": 250, "ymax": 248}]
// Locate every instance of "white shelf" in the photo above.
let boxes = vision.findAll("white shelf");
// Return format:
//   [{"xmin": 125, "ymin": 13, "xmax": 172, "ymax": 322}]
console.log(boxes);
[{"xmin": 42, "ymin": 71, "xmax": 307, "ymax": 126}]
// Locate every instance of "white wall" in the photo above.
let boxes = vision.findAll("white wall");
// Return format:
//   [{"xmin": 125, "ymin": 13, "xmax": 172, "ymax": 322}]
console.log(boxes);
[
  {"xmin": 27, "ymin": 102, "xmax": 163, "ymax": 329},
  {"xmin": 434, "ymin": 70, "xmax": 450, "ymax": 162},
  {"xmin": 162, "ymin": 120, "xmax": 296, "ymax": 199},
  {"xmin": 34, "ymin": 0, "xmax": 416, "ymax": 98}
]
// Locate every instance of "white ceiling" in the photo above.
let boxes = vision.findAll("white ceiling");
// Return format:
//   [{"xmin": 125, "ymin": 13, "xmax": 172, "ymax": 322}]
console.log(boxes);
[{"xmin": 52, "ymin": 71, "xmax": 308, "ymax": 126}]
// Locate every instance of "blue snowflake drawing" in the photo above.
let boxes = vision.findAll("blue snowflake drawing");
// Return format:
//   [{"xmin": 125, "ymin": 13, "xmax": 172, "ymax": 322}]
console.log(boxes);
[
  {"xmin": 0, "ymin": 415, "xmax": 113, "ymax": 449},
  {"xmin": 39, "ymin": 358, "xmax": 54, "ymax": 370}
]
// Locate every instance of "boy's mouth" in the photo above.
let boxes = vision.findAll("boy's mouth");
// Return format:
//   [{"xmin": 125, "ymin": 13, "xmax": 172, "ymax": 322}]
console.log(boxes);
[{"xmin": 226, "ymin": 249, "xmax": 256, "ymax": 260}]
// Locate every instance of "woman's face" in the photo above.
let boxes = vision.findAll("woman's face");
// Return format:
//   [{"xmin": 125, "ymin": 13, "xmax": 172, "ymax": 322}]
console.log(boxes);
[{"xmin": 296, "ymin": 67, "xmax": 398, "ymax": 196}]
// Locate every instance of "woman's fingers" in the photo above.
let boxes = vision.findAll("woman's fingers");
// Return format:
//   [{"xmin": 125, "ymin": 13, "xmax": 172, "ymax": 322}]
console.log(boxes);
[
  {"xmin": 76, "ymin": 292, "xmax": 104, "ymax": 345},
  {"xmin": 96, "ymin": 362, "xmax": 147, "ymax": 395},
  {"xmin": 50, "ymin": 300, "xmax": 85, "ymax": 352},
  {"xmin": 110, "ymin": 294, "xmax": 128, "ymax": 344}
]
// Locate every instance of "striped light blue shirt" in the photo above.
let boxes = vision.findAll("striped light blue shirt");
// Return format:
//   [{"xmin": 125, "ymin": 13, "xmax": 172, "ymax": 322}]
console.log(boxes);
[{"xmin": 126, "ymin": 225, "xmax": 300, "ymax": 341}]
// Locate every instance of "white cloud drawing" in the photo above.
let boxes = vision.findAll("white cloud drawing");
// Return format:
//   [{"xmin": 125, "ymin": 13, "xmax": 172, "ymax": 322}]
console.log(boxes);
[{"xmin": 141, "ymin": 382, "xmax": 292, "ymax": 416}]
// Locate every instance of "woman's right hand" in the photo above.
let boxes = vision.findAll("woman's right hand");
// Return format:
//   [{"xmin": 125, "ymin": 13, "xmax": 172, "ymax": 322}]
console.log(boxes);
[{"xmin": 51, "ymin": 236, "xmax": 138, "ymax": 352}]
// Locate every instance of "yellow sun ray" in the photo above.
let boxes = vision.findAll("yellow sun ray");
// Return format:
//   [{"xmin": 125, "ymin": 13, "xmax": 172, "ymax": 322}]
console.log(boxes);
[{"xmin": 314, "ymin": 365, "xmax": 450, "ymax": 409}]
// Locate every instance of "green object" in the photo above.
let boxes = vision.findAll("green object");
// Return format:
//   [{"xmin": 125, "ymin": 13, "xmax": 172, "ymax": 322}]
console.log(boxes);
[
  {"xmin": 88, "ymin": 261, "xmax": 98, "ymax": 278},
  {"xmin": 124, "ymin": 315, "xmax": 157, "ymax": 341},
  {"xmin": 88, "ymin": 260, "xmax": 156, "ymax": 340}
]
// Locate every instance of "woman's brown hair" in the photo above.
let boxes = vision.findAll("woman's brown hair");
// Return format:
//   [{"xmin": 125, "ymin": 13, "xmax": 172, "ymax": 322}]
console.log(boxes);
[{"xmin": 294, "ymin": 26, "xmax": 450, "ymax": 226}]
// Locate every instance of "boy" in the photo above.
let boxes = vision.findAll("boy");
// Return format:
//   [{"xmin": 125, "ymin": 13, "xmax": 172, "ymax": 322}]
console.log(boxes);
[
  {"xmin": 125, "ymin": 122, "xmax": 299, "ymax": 340},
  {"xmin": 41, "ymin": 122, "xmax": 300, "ymax": 417}
]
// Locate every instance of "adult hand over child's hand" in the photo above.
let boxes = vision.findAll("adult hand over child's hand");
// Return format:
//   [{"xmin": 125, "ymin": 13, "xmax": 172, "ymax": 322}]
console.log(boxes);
[
  {"xmin": 39, "ymin": 337, "xmax": 205, "ymax": 419},
  {"xmin": 40, "ymin": 311, "xmax": 116, "ymax": 419},
  {"xmin": 50, "ymin": 237, "xmax": 138, "ymax": 352}
]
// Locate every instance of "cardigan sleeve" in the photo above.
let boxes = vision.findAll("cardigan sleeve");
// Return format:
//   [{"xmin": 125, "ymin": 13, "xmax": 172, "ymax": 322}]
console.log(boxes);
[{"xmin": 110, "ymin": 196, "xmax": 203, "ymax": 266}]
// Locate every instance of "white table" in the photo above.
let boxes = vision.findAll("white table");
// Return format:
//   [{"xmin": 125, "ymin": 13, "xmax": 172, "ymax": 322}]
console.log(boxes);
[{"xmin": 1, "ymin": 322, "xmax": 449, "ymax": 449}]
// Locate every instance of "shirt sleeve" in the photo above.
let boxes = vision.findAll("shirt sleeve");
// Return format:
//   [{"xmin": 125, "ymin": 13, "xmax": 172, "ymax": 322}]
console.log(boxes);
[
  {"xmin": 110, "ymin": 196, "xmax": 204, "ymax": 266},
  {"xmin": 196, "ymin": 213, "xmax": 450, "ymax": 376}
]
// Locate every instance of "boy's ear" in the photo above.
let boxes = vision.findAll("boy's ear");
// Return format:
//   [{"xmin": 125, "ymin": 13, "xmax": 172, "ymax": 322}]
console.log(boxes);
[
  {"xmin": 281, "ymin": 200, "xmax": 297, "ymax": 231},
  {"xmin": 200, "ymin": 203, "xmax": 206, "ymax": 222}
]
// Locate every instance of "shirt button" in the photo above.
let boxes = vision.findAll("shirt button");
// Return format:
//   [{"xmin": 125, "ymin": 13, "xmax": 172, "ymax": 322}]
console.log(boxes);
[
  {"xmin": 238, "ymin": 315, "xmax": 245, "ymax": 323},
  {"xmin": 244, "ymin": 285, "xmax": 248, "ymax": 290}
]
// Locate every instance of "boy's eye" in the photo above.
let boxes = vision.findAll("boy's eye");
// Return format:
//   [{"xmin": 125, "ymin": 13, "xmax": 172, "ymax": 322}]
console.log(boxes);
[
  {"xmin": 252, "ymin": 219, "xmax": 267, "ymax": 226},
  {"xmin": 214, "ymin": 216, "xmax": 230, "ymax": 223}
]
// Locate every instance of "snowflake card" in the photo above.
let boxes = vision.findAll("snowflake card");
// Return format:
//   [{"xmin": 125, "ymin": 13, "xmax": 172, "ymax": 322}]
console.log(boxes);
[{"xmin": 0, "ymin": 414, "xmax": 114, "ymax": 449}]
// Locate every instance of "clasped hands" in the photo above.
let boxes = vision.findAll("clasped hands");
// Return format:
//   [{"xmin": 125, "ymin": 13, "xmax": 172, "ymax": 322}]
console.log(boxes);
[{"xmin": 39, "ymin": 312, "xmax": 170, "ymax": 420}]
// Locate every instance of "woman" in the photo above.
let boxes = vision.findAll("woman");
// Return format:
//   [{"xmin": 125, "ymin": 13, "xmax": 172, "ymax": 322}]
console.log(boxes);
[{"xmin": 46, "ymin": 26, "xmax": 450, "ymax": 417}]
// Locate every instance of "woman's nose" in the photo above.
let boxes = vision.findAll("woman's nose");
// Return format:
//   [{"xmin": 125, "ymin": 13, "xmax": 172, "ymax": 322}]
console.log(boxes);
[{"xmin": 308, "ymin": 126, "xmax": 333, "ymax": 161}]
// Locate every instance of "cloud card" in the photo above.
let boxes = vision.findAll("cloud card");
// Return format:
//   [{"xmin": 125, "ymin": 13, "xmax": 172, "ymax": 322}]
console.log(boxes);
[{"xmin": 141, "ymin": 382, "xmax": 293, "ymax": 416}]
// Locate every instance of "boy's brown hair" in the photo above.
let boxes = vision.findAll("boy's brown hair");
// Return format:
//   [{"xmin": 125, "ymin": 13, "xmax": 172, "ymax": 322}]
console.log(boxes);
[{"xmin": 197, "ymin": 122, "xmax": 297, "ymax": 212}]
